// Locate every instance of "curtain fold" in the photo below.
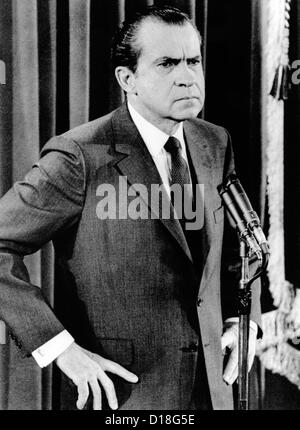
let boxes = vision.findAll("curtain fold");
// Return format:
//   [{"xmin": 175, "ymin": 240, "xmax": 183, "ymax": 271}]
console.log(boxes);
[
  {"xmin": 0, "ymin": 0, "xmax": 12, "ymax": 410},
  {"xmin": 0, "ymin": 0, "xmax": 265, "ymax": 409},
  {"xmin": 37, "ymin": 0, "xmax": 57, "ymax": 410},
  {"xmin": 69, "ymin": 0, "xmax": 90, "ymax": 128},
  {"xmin": 9, "ymin": 0, "xmax": 42, "ymax": 410},
  {"xmin": 0, "ymin": 0, "xmax": 12, "ymax": 195}
]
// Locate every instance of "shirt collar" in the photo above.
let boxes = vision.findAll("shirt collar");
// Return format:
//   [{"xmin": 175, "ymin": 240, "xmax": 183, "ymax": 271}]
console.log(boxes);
[{"xmin": 127, "ymin": 102, "xmax": 185, "ymax": 158}]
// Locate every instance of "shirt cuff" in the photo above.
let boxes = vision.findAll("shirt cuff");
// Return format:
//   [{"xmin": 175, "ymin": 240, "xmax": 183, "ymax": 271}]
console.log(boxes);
[
  {"xmin": 32, "ymin": 330, "xmax": 74, "ymax": 368},
  {"xmin": 224, "ymin": 317, "xmax": 258, "ymax": 335}
]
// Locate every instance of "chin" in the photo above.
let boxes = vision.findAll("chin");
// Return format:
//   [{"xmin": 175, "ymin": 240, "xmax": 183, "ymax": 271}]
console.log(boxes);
[
  {"xmin": 175, "ymin": 107, "xmax": 202, "ymax": 120},
  {"xmin": 173, "ymin": 99, "xmax": 203, "ymax": 120}
]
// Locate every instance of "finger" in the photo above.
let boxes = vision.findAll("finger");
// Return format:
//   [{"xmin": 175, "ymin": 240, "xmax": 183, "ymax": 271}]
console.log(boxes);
[
  {"xmin": 103, "ymin": 359, "xmax": 139, "ymax": 383},
  {"xmin": 89, "ymin": 378, "xmax": 102, "ymax": 410},
  {"xmin": 223, "ymin": 347, "xmax": 238, "ymax": 384},
  {"xmin": 221, "ymin": 330, "xmax": 235, "ymax": 352},
  {"xmin": 97, "ymin": 370, "xmax": 118, "ymax": 410},
  {"xmin": 76, "ymin": 380, "xmax": 89, "ymax": 410},
  {"xmin": 228, "ymin": 363, "xmax": 238, "ymax": 385}
]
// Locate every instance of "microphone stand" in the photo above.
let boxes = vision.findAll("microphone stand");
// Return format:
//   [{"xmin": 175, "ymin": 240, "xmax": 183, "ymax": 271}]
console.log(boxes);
[
  {"xmin": 217, "ymin": 175, "xmax": 269, "ymax": 409},
  {"xmin": 237, "ymin": 239, "xmax": 251, "ymax": 410},
  {"xmin": 236, "ymin": 238, "xmax": 269, "ymax": 410}
]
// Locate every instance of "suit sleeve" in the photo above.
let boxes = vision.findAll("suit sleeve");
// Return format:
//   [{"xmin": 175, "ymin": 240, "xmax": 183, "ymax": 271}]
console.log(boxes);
[
  {"xmin": 220, "ymin": 129, "xmax": 262, "ymax": 335},
  {"xmin": 0, "ymin": 136, "xmax": 86, "ymax": 355}
]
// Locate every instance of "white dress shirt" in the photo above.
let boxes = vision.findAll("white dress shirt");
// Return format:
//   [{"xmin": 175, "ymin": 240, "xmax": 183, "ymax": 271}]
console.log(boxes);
[
  {"xmin": 32, "ymin": 102, "xmax": 256, "ymax": 368},
  {"xmin": 127, "ymin": 102, "xmax": 192, "ymax": 197}
]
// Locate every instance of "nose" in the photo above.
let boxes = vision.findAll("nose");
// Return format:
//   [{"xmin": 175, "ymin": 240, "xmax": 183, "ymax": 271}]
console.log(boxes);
[{"xmin": 175, "ymin": 62, "xmax": 196, "ymax": 87}]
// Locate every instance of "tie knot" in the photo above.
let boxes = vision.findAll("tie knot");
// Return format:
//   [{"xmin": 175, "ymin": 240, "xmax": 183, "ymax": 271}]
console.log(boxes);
[{"xmin": 164, "ymin": 136, "xmax": 182, "ymax": 155}]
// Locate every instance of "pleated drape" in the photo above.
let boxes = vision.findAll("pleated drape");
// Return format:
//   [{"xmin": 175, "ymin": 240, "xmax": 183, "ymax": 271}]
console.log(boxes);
[
  {"xmin": 0, "ymin": 0, "xmax": 12, "ymax": 412},
  {"xmin": 4, "ymin": 0, "xmax": 41, "ymax": 410},
  {"xmin": 0, "ymin": 0, "xmax": 267, "ymax": 410},
  {"xmin": 37, "ymin": 1, "xmax": 57, "ymax": 410},
  {"xmin": 69, "ymin": 0, "xmax": 90, "ymax": 127}
]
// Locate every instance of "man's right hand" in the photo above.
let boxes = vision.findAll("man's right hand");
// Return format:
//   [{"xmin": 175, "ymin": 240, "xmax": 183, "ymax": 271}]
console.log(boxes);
[{"xmin": 55, "ymin": 342, "xmax": 139, "ymax": 410}]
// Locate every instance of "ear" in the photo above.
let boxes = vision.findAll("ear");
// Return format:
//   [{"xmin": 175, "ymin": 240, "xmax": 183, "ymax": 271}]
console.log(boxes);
[{"xmin": 115, "ymin": 66, "xmax": 137, "ymax": 95}]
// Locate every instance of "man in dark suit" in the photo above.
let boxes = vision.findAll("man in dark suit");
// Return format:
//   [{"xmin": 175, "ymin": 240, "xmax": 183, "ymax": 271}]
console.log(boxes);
[{"xmin": 0, "ymin": 6, "xmax": 260, "ymax": 410}]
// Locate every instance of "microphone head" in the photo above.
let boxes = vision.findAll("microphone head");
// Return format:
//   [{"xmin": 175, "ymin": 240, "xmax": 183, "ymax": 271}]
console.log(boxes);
[
  {"xmin": 217, "ymin": 183, "xmax": 226, "ymax": 195},
  {"xmin": 224, "ymin": 173, "xmax": 238, "ymax": 189},
  {"xmin": 218, "ymin": 174, "xmax": 270, "ymax": 256}
]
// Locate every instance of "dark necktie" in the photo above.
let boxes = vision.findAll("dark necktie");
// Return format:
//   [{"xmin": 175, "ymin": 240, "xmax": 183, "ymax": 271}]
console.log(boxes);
[
  {"xmin": 164, "ymin": 136, "xmax": 193, "ymax": 226},
  {"xmin": 165, "ymin": 137, "xmax": 203, "ymax": 272}
]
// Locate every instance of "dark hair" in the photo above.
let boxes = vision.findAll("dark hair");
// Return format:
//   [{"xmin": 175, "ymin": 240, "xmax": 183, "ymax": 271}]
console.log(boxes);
[{"xmin": 111, "ymin": 5, "xmax": 200, "ymax": 73}]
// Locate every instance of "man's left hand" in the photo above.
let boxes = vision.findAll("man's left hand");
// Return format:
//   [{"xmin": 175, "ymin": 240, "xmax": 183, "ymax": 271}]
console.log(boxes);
[{"xmin": 221, "ymin": 321, "xmax": 257, "ymax": 385}]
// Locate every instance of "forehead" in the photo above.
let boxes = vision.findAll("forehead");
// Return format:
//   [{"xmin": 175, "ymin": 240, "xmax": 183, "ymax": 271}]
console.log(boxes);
[{"xmin": 136, "ymin": 19, "xmax": 201, "ymax": 60}]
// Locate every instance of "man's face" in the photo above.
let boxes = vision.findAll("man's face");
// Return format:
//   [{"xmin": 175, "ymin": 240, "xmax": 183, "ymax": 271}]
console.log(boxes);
[{"xmin": 128, "ymin": 19, "xmax": 205, "ymax": 131}]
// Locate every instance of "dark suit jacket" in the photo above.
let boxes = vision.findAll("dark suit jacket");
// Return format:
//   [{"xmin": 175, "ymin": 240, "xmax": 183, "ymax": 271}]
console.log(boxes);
[{"xmin": 0, "ymin": 103, "xmax": 261, "ymax": 410}]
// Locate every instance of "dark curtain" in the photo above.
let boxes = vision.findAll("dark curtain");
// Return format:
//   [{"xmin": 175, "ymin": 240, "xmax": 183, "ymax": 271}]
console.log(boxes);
[{"xmin": 0, "ymin": 0, "xmax": 265, "ymax": 409}]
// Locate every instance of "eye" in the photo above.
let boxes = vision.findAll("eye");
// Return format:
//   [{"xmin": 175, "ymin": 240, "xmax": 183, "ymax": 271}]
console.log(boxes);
[
  {"xmin": 187, "ymin": 58, "xmax": 201, "ymax": 66},
  {"xmin": 159, "ymin": 60, "xmax": 174, "ymax": 69}
]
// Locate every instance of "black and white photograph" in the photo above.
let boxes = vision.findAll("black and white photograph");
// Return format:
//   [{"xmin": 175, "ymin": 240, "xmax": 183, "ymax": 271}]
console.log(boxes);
[{"xmin": 0, "ymin": 0, "xmax": 300, "ymax": 412}]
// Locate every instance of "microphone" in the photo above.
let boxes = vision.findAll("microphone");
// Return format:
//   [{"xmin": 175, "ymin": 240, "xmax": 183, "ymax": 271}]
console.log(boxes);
[
  {"xmin": 217, "ymin": 182, "xmax": 262, "ymax": 259},
  {"xmin": 224, "ymin": 174, "xmax": 269, "ymax": 255}
]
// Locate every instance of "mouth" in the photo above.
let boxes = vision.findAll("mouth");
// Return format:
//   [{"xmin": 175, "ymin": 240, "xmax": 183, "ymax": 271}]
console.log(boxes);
[{"xmin": 176, "ymin": 96, "xmax": 200, "ymax": 101}]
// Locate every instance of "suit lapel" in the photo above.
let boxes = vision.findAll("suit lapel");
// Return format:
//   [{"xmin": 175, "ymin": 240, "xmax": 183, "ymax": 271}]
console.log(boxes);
[
  {"xmin": 183, "ymin": 120, "xmax": 214, "ymax": 274},
  {"xmin": 110, "ymin": 104, "xmax": 193, "ymax": 263}
]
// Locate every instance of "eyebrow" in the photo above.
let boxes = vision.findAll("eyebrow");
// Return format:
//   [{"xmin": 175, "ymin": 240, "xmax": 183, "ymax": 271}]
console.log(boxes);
[{"xmin": 154, "ymin": 55, "xmax": 201, "ymax": 64}]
